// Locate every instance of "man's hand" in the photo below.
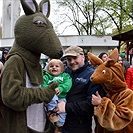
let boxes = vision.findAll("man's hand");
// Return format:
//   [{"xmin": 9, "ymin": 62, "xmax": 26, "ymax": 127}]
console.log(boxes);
[{"xmin": 92, "ymin": 91, "xmax": 101, "ymax": 106}]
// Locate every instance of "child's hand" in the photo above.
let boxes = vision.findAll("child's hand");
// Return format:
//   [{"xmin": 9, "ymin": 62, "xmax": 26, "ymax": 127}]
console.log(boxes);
[
  {"xmin": 92, "ymin": 91, "xmax": 101, "ymax": 106},
  {"xmin": 55, "ymin": 88, "xmax": 60, "ymax": 95}
]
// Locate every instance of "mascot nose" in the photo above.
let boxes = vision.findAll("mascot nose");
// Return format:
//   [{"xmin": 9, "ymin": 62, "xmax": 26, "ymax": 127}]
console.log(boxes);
[{"xmin": 58, "ymin": 50, "xmax": 63, "ymax": 58}]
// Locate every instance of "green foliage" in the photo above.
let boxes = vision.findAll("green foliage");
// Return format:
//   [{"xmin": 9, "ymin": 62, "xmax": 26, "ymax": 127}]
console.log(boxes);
[
  {"xmin": 101, "ymin": 0, "xmax": 133, "ymax": 34},
  {"xmin": 112, "ymin": 25, "xmax": 133, "ymax": 35}
]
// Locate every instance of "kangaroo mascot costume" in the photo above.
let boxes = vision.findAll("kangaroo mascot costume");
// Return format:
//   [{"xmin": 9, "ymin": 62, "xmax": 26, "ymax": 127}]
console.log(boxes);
[
  {"xmin": 88, "ymin": 48, "xmax": 133, "ymax": 133},
  {"xmin": 0, "ymin": 0, "xmax": 63, "ymax": 133}
]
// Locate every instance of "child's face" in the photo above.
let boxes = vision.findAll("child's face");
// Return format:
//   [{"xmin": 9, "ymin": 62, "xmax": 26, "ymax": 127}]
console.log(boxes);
[{"xmin": 48, "ymin": 62, "xmax": 62, "ymax": 76}]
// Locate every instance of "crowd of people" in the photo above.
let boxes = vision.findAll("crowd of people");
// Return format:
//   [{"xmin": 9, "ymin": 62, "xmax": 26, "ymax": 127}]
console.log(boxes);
[
  {"xmin": 1, "ymin": 45, "xmax": 133, "ymax": 133},
  {"xmin": 37, "ymin": 46, "xmax": 133, "ymax": 133}
]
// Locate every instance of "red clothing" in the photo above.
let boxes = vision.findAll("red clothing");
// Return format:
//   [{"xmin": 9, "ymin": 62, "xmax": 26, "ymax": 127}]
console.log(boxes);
[{"xmin": 126, "ymin": 67, "xmax": 133, "ymax": 90}]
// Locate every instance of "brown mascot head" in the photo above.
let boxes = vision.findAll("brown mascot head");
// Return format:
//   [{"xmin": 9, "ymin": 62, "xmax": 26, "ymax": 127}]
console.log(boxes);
[{"xmin": 88, "ymin": 48, "xmax": 127, "ymax": 93}]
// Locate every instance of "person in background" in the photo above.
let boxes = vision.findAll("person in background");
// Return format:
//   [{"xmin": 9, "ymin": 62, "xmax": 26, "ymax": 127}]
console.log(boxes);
[
  {"xmin": 55, "ymin": 46, "xmax": 106, "ymax": 133},
  {"xmin": 126, "ymin": 58, "xmax": 133, "ymax": 91},
  {"xmin": 118, "ymin": 55, "xmax": 130, "ymax": 77},
  {"xmin": 1, "ymin": 48, "xmax": 10, "ymax": 64},
  {"xmin": 39, "ymin": 59, "xmax": 45, "ymax": 69},
  {"xmin": 42, "ymin": 59, "xmax": 72, "ymax": 133},
  {"xmin": 0, "ymin": 61, "xmax": 3, "ymax": 78},
  {"xmin": 60, "ymin": 56, "xmax": 67, "ymax": 69},
  {"xmin": 98, "ymin": 52, "xmax": 108, "ymax": 62},
  {"xmin": 129, "ymin": 47, "xmax": 133, "ymax": 65},
  {"xmin": 44, "ymin": 57, "xmax": 53, "ymax": 69},
  {"xmin": 117, "ymin": 56, "xmax": 123, "ymax": 65},
  {"xmin": 119, "ymin": 52, "xmax": 130, "ymax": 76}
]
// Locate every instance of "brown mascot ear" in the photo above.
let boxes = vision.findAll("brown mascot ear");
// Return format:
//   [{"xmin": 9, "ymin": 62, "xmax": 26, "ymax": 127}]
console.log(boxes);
[
  {"xmin": 105, "ymin": 59, "xmax": 115, "ymax": 67},
  {"xmin": 88, "ymin": 52, "xmax": 103, "ymax": 66},
  {"xmin": 108, "ymin": 48, "xmax": 119, "ymax": 63},
  {"xmin": 105, "ymin": 48, "xmax": 118, "ymax": 67}
]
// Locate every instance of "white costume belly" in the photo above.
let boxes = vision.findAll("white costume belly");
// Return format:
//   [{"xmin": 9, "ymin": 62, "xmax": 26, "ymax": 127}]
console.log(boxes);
[{"xmin": 26, "ymin": 73, "xmax": 46, "ymax": 132}]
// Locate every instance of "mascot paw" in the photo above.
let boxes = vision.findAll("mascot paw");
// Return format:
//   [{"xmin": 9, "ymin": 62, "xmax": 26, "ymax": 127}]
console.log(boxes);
[
  {"xmin": 49, "ymin": 82, "xmax": 59, "ymax": 90},
  {"xmin": 43, "ymin": 82, "xmax": 59, "ymax": 104}
]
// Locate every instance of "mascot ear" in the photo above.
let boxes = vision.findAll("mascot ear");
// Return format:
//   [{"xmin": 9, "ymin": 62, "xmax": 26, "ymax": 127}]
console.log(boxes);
[
  {"xmin": 105, "ymin": 48, "xmax": 118, "ymax": 67},
  {"xmin": 39, "ymin": 0, "xmax": 50, "ymax": 18},
  {"xmin": 20, "ymin": 0, "xmax": 39, "ymax": 15},
  {"xmin": 88, "ymin": 52, "xmax": 103, "ymax": 66},
  {"xmin": 105, "ymin": 59, "xmax": 115, "ymax": 67},
  {"xmin": 108, "ymin": 48, "xmax": 119, "ymax": 63}
]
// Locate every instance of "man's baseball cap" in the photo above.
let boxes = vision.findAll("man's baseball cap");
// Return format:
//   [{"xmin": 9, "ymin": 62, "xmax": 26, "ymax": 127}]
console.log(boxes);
[{"xmin": 63, "ymin": 46, "xmax": 84, "ymax": 57}]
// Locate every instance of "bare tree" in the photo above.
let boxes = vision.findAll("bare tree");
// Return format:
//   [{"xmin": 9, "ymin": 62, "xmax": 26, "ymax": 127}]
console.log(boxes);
[
  {"xmin": 55, "ymin": 0, "xmax": 133, "ymax": 36},
  {"xmin": 56, "ymin": 0, "xmax": 105, "ymax": 35}
]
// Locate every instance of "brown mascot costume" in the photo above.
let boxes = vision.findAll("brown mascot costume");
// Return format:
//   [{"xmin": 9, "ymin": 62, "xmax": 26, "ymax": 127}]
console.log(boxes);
[
  {"xmin": 0, "ymin": 0, "xmax": 63, "ymax": 133},
  {"xmin": 88, "ymin": 48, "xmax": 133, "ymax": 133}
]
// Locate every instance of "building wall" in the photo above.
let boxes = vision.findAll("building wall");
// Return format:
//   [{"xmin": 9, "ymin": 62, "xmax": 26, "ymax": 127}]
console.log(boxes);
[
  {"xmin": 59, "ymin": 35, "xmax": 118, "ymax": 47},
  {"xmin": 2, "ymin": 1, "xmax": 20, "ymax": 38},
  {"xmin": 59, "ymin": 35, "xmax": 118, "ymax": 56},
  {"xmin": 92, "ymin": 46, "xmax": 112, "ymax": 56},
  {"xmin": 0, "ymin": 35, "xmax": 118, "ymax": 58}
]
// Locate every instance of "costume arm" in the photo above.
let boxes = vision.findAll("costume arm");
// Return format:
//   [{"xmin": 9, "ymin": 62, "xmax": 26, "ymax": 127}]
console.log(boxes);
[
  {"xmin": 41, "ymin": 70, "xmax": 50, "ymax": 88},
  {"xmin": 94, "ymin": 89, "xmax": 133, "ymax": 131},
  {"xmin": 1, "ymin": 55, "xmax": 57, "ymax": 111}
]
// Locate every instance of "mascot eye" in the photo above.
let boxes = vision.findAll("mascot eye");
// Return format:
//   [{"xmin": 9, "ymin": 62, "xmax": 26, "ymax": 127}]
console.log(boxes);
[
  {"xmin": 102, "ymin": 70, "xmax": 106, "ymax": 74},
  {"xmin": 34, "ymin": 20, "xmax": 45, "ymax": 27}
]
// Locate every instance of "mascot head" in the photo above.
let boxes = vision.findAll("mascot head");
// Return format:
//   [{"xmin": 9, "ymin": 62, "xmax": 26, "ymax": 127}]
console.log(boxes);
[
  {"xmin": 13, "ymin": 0, "xmax": 63, "ymax": 59},
  {"xmin": 88, "ymin": 48, "xmax": 127, "ymax": 93}
]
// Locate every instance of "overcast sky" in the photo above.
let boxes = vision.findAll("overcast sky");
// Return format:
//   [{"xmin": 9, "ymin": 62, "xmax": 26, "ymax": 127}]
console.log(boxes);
[{"xmin": 0, "ymin": 0, "xmax": 77, "ymax": 35}]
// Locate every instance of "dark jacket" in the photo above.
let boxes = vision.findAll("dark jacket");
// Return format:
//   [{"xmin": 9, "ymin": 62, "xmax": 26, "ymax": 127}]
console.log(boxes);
[{"xmin": 63, "ymin": 62, "xmax": 106, "ymax": 133}]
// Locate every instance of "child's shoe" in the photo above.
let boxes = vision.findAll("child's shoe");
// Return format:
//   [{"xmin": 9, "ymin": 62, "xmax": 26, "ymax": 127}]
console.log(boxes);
[{"xmin": 47, "ymin": 110, "xmax": 59, "ymax": 123}]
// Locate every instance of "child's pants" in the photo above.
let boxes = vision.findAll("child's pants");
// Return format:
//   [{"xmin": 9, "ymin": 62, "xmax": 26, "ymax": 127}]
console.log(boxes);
[{"xmin": 48, "ymin": 95, "xmax": 66, "ymax": 127}]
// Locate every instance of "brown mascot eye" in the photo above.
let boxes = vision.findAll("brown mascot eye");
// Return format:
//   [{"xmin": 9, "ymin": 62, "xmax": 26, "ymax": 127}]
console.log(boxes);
[
  {"xmin": 34, "ymin": 20, "xmax": 45, "ymax": 27},
  {"xmin": 102, "ymin": 70, "xmax": 106, "ymax": 74}
]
